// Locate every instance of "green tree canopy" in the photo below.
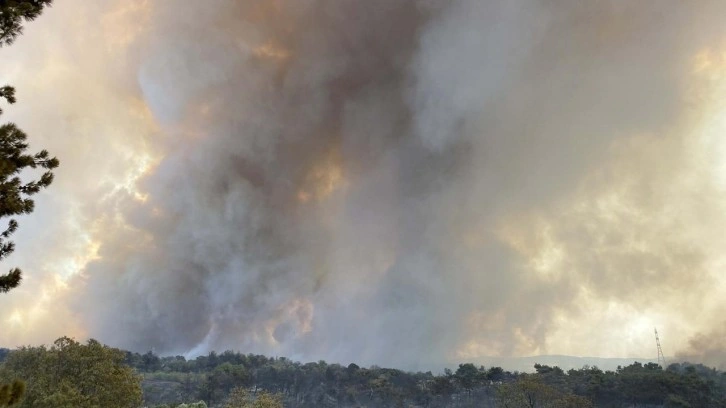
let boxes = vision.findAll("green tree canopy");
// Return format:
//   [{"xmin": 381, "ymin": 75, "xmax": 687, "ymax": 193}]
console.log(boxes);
[
  {"xmin": 0, "ymin": 337, "xmax": 143, "ymax": 408},
  {"xmin": 0, "ymin": 380, "xmax": 24, "ymax": 407},
  {"xmin": 224, "ymin": 387, "xmax": 283, "ymax": 408},
  {"xmin": 496, "ymin": 374, "xmax": 594, "ymax": 408}
]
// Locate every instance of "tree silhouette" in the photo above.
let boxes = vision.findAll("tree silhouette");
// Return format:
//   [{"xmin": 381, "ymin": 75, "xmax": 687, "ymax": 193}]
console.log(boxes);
[
  {"xmin": 0, "ymin": 2, "xmax": 56, "ymax": 406},
  {"xmin": 0, "ymin": 0, "xmax": 53, "ymax": 46},
  {"xmin": 0, "ymin": 0, "xmax": 57, "ymax": 295}
]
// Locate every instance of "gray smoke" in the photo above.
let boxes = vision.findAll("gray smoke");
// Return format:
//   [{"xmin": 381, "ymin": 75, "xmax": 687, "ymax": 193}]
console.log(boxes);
[{"xmin": 4, "ymin": 0, "xmax": 726, "ymax": 369}]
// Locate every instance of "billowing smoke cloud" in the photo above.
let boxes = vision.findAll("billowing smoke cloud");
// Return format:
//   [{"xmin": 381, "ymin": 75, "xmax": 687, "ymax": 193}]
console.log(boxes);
[{"xmin": 3, "ymin": 0, "xmax": 726, "ymax": 369}]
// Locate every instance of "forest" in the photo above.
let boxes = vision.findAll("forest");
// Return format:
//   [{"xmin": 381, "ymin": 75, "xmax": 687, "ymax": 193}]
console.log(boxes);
[{"xmin": 2, "ymin": 338, "xmax": 726, "ymax": 407}]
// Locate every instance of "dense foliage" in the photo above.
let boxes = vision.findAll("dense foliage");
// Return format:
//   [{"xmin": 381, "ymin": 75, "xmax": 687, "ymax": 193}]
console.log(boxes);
[
  {"xmin": 0, "ymin": 380, "xmax": 23, "ymax": 407},
  {"xmin": 222, "ymin": 387, "xmax": 283, "ymax": 408},
  {"xmin": 118, "ymin": 349, "xmax": 726, "ymax": 408},
  {"xmin": 3, "ymin": 341, "xmax": 726, "ymax": 407},
  {"xmin": 0, "ymin": 338, "xmax": 142, "ymax": 408}
]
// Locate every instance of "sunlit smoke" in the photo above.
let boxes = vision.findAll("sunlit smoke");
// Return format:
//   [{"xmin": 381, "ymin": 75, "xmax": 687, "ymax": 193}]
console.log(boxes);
[{"xmin": 1, "ymin": 0, "xmax": 726, "ymax": 370}]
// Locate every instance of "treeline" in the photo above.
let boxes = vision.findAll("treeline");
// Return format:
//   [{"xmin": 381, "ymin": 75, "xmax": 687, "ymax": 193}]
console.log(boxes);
[
  {"xmin": 125, "ymin": 349, "xmax": 726, "ymax": 407},
  {"xmin": 3, "ymin": 342, "xmax": 726, "ymax": 407}
]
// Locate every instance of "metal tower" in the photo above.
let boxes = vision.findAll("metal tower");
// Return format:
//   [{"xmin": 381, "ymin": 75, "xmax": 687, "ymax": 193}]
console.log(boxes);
[{"xmin": 655, "ymin": 328, "xmax": 666, "ymax": 368}]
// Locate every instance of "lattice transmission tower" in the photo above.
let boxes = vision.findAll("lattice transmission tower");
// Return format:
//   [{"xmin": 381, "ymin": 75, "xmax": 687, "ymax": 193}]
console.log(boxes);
[{"xmin": 655, "ymin": 328, "xmax": 666, "ymax": 368}]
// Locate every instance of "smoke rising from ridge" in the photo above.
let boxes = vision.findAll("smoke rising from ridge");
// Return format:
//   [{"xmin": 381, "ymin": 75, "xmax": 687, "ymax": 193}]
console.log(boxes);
[{"xmin": 2, "ymin": 0, "xmax": 726, "ymax": 369}]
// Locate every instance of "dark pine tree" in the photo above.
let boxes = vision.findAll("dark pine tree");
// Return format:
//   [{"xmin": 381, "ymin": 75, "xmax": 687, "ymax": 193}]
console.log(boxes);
[
  {"xmin": 0, "ymin": 0, "xmax": 57, "ymax": 296},
  {"xmin": 0, "ymin": 3, "xmax": 55, "ymax": 404},
  {"xmin": 0, "ymin": 0, "xmax": 53, "ymax": 46}
]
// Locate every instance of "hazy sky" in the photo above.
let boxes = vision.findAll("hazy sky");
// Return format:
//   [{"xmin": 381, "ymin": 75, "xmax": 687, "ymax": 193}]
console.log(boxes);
[{"xmin": 2, "ymin": 0, "xmax": 726, "ymax": 369}]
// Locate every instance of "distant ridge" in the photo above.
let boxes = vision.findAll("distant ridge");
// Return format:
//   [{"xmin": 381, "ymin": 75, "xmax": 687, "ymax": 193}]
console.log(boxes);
[{"xmin": 465, "ymin": 355, "xmax": 660, "ymax": 373}]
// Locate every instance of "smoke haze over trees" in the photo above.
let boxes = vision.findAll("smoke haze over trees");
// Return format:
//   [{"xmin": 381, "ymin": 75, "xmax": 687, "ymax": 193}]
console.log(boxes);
[
  {"xmin": 4, "ymin": 1, "xmax": 726, "ymax": 407},
  {"xmin": 2, "ymin": 0, "xmax": 726, "ymax": 371}
]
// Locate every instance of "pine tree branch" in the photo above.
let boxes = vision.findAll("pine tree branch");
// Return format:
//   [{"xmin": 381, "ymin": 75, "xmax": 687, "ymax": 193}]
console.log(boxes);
[{"xmin": 0, "ymin": 267, "xmax": 21, "ymax": 293}]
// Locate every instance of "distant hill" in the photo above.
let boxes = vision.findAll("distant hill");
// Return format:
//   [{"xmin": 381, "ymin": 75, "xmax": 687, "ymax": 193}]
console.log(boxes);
[
  {"xmin": 0, "ymin": 345, "xmax": 661, "ymax": 374},
  {"xmin": 465, "ymin": 355, "xmax": 660, "ymax": 373}
]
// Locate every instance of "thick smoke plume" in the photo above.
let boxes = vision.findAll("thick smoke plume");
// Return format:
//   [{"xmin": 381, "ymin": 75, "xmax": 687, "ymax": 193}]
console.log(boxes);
[{"xmin": 3, "ymin": 0, "xmax": 726, "ymax": 369}]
